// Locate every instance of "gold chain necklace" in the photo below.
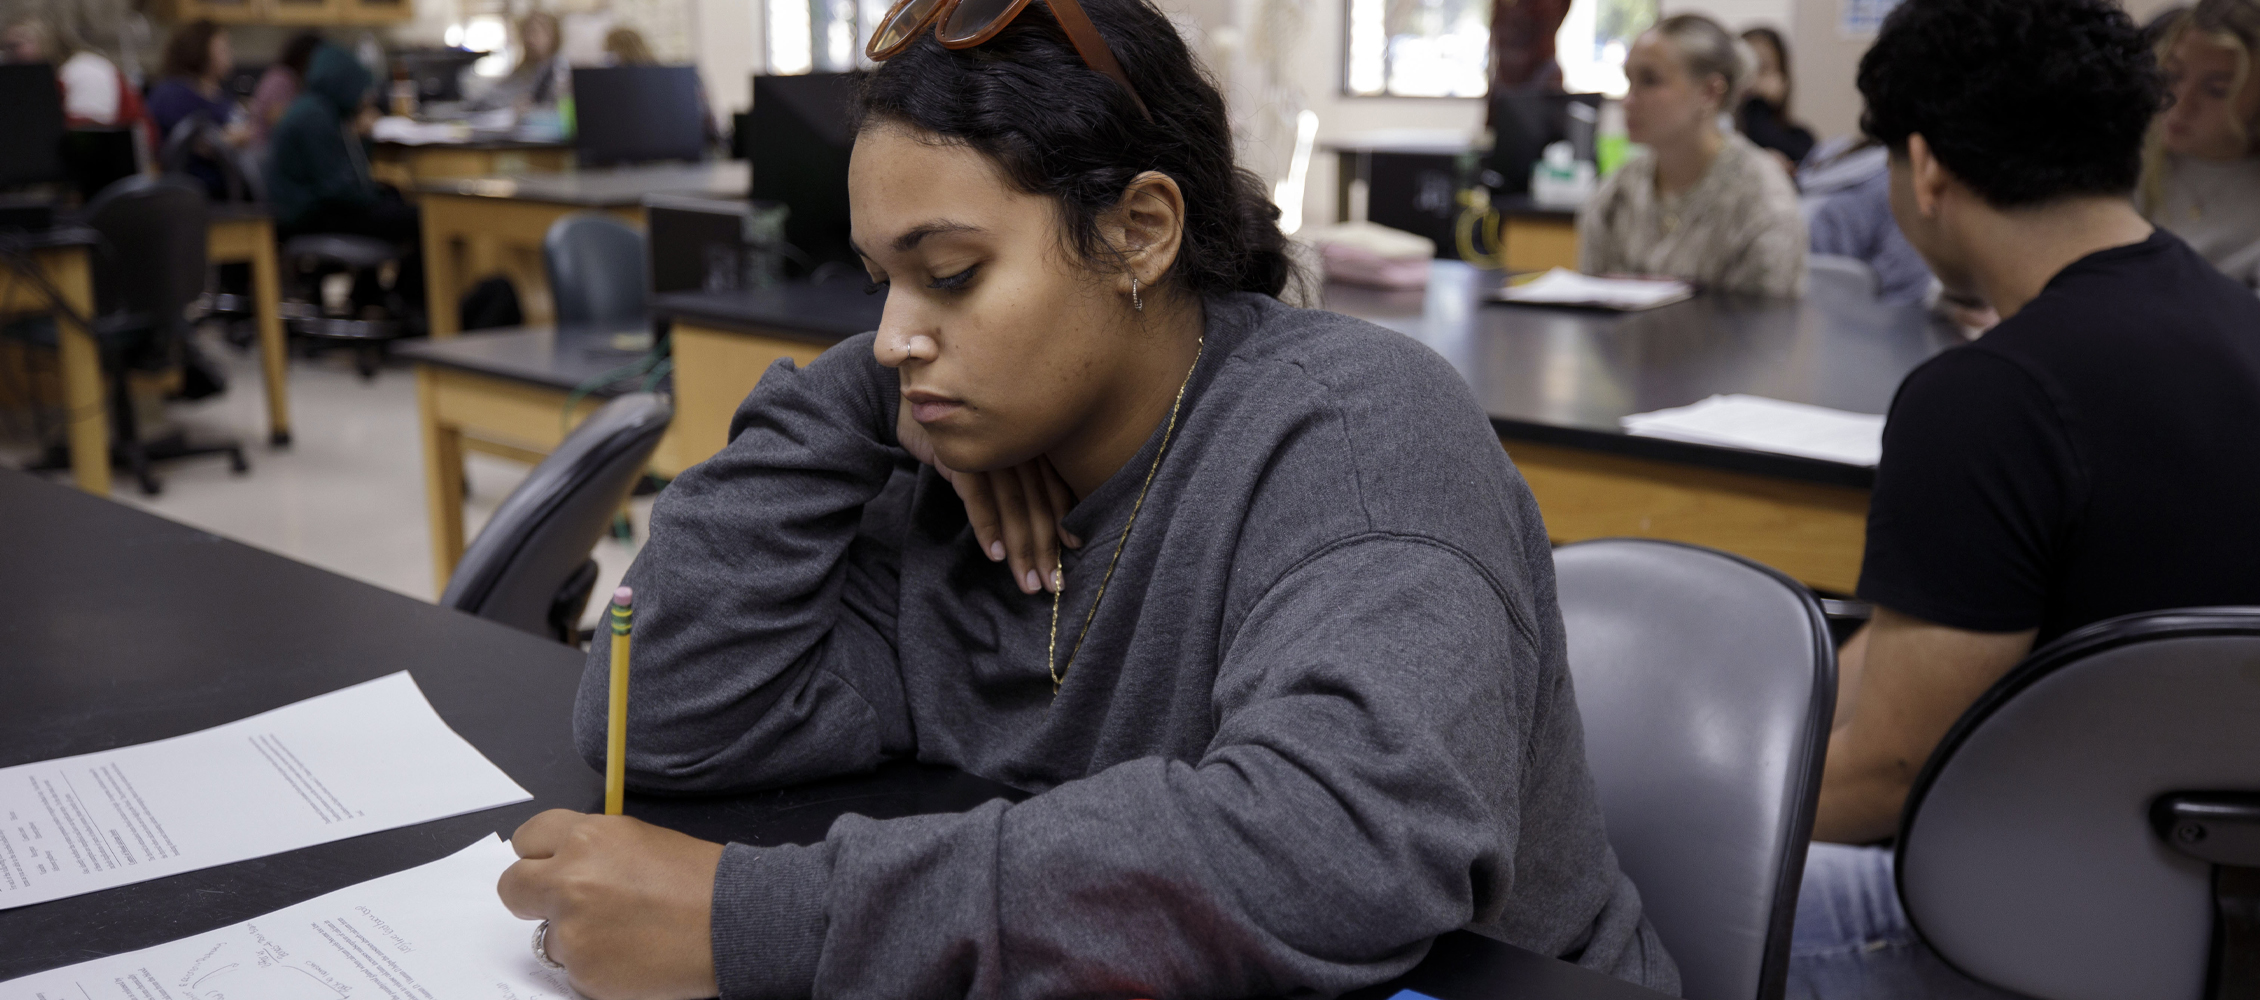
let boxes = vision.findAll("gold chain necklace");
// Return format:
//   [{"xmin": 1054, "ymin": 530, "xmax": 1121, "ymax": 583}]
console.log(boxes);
[{"xmin": 1045, "ymin": 337, "xmax": 1204, "ymax": 694}]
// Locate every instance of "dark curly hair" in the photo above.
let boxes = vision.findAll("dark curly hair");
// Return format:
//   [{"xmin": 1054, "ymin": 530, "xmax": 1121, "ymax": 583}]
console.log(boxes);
[
  {"xmin": 1857, "ymin": 0, "xmax": 2166, "ymax": 207},
  {"xmin": 855, "ymin": 0, "xmax": 1294, "ymax": 299}
]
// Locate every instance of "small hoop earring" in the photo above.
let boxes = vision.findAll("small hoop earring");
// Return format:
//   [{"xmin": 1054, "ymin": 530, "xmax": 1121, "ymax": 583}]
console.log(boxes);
[{"xmin": 1131, "ymin": 275, "xmax": 1143, "ymax": 312}]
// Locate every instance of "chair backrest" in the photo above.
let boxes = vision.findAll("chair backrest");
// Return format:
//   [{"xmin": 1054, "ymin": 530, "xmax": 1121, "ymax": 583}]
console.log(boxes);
[
  {"xmin": 1806, "ymin": 253, "xmax": 1878, "ymax": 302},
  {"xmin": 84, "ymin": 175, "xmax": 210, "ymax": 340},
  {"xmin": 544, "ymin": 212, "xmax": 649, "ymax": 327},
  {"xmin": 1553, "ymin": 538, "xmax": 1836, "ymax": 1000},
  {"xmin": 439, "ymin": 392, "xmax": 672, "ymax": 640},
  {"xmin": 1896, "ymin": 608, "xmax": 2260, "ymax": 1000}
]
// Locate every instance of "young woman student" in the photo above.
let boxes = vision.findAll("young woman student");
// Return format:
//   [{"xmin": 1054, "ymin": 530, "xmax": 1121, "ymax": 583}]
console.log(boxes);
[
  {"xmin": 1578, "ymin": 14, "xmax": 1807, "ymax": 297},
  {"xmin": 491, "ymin": 0, "xmax": 1680, "ymax": 996},
  {"xmin": 2144, "ymin": 0, "xmax": 2260, "ymax": 289}
]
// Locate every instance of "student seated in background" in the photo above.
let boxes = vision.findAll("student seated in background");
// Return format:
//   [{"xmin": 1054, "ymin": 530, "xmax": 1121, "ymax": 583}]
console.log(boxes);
[
  {"xmin": 1805, "ymin": 155, "xmax": 1929, "ymax": 306},
  {"xmin": 1578, "ymin": 14, "xmax": 1806, "ymax": 297},
  {"xmin": 1736, "ymin": 27, "xmax": 1815, "ymax": 169},
  {"xmin": 149, "ymin": 20, "xmax": 249, "ymax": 200},
  {"xmin": 249, "ymin": 32, "xmax": 323, "ymax": 147},
  {"xmin": 468, "ymin": 11, "xmax": 564, "ymax": 112},
  {"xmin": 2142, "ymin": 0, "xmax": 2260, "ymax": 290},
  {"xmin": 487, "ymin": 0, "xmax": 1682, "ymax": 996},
  {"xmin": 267, "ymin": 45, "xmax": 422, "ymax": 307},
  {"xmin": 1795, "ymin": 0, "xmax": 2260, "ymax": 993},
  {"xmin": 0, "ymin": 14, "xmax": 152, "ymax": 144},
  {"xmin": 1805, "ymin": 146, "xmax": 2000, "ymax": 331}
]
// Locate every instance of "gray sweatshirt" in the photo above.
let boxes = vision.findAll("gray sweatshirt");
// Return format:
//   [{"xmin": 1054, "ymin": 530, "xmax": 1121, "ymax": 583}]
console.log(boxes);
[{"xmin": 576, "ymin": 292, "xmax": 1679, "ymax": 999}]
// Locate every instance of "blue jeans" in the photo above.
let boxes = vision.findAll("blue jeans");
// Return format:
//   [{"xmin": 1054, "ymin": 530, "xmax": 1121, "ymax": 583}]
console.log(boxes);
[{"xmin": 1785, "ymin": 843, "xmax": 2032, "ymax": 1000}]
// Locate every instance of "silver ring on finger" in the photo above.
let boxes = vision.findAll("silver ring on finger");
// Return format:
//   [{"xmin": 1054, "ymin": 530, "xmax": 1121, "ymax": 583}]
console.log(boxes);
[{"xmin": 532, "ymin": 919, "xmax": 566, "ymax": 971}]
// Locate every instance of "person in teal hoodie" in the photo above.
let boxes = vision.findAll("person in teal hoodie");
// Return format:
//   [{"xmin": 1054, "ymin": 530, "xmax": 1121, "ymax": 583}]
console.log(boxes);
[{"xmin": 265, "ymin": 44, "xmax": 423, "ymax": 308}]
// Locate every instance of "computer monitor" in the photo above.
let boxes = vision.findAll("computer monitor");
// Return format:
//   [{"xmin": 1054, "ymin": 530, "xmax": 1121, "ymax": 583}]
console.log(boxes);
[
  {"xmin": 1488, "ymin": 88, "xmax": 1602, "ymax": 196},
  {"xmin": 746, "ymin": 72, "xmax": 860, "ymax": 274},
  {"xmin": 60, "ymin": 128, "xmax": 140, "ymax": 203},
  {"xmin": 0, "ymin": 64, "xmax": 68, "ymax": 190},
  {"xmin": 571, "ymin": 65, "xmax": 707, "ymax": 166},
  {"xmin": 647, "ymin": 195, "xmax": 793, "ymax": 294},
  {"xmin": 398, "ymin": 48, "xmax": 488, "ymax": 104}
]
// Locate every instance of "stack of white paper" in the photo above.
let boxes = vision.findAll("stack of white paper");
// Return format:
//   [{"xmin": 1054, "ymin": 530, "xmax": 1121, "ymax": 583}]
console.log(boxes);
[
  {"xmin": 1621, "ymin": 394, "xmax": 1886, "ymax": 466},
  {"xmin": 1492, "ymin": 268, "xmax": 1695, "ymax": 310},
  {"xmin": 369, "ymin": 116, "xmax": 471, "ymax": 146},
  {"xmin": 0, "ymin": 836, "xmax": 567, "ymax": 1000},
  {"xmin": 0, "ymin": 672, "xmax": 531, "ymax": 910}
]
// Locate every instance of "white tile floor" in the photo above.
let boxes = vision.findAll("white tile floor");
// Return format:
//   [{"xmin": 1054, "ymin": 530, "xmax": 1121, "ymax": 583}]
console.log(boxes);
[{"xmin": 1, "ymin": 328, "xmax": 650, "ymax": 632}]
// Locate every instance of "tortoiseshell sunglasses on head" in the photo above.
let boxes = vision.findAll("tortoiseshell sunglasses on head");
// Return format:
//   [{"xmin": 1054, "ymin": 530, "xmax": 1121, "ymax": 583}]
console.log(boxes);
[{"xmin": 864, "ymin": 0, "xmax": 1153, "ymax": 120}]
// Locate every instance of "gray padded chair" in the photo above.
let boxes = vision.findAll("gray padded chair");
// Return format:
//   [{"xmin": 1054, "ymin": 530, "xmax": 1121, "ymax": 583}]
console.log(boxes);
[
  {"xmin": 544, "ymin": 213, "xmax": 649, "ymax": 327},
  {"xmin": 1554, "ymin": 538, "xmax": 1836, "ymax": 1000},
  {"xmin": 1807, "ymin": 254, "xmax": 1879, "ymax": 302},
  {"xmin": 440, "ymin": 392, "xmax": 671, "ymax": 643},
  {"xmin": 1897, "ymin": 607, "xmax": 2260, "ymax": 1000}
]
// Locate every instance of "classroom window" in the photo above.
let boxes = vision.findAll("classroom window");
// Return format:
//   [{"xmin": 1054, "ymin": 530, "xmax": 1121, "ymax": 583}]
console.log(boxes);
[
  {"xmin": 460, "ymin": 15, "xmax": 512, "ymax": 78},
  {"xmin": 765, "ymin": 0, "xmax": 896, "ymax": 74},
  {"xmin": 1557, "ymin": 0, "xmax": 1654, "ymax": 97},
  {"xmin": 1343, "ymin": 0, "xmax": 1492, "ymax": 97}
]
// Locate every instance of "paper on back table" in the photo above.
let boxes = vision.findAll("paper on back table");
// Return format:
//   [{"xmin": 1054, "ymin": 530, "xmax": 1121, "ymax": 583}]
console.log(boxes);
[
  {"xmin": 0, "ymin": 835, "xmax": 563, "ymax": 1000},
  {"xmin": 1621, "ymin": 394, "xmax": 1886, "ymax": 466},
  {"xmin": 0, "ymin": 672, "xmax": 530, "ymax": 910}
]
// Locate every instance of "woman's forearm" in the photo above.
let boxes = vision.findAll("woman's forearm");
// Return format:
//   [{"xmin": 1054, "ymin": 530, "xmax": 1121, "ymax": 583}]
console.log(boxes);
[{"xmin": 571, "ymin": 335, "xmax": 917, "ymax": 793}]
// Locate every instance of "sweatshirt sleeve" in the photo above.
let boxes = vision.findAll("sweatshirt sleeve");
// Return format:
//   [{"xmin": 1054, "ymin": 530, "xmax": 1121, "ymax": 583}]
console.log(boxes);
[
  {"xmin": 573, "ymin": 333, "xmax": 916, "ymax": 793},
  {"xmin": 713, "ymin": 535, "xmax": 1535, "ymax": 1000}
]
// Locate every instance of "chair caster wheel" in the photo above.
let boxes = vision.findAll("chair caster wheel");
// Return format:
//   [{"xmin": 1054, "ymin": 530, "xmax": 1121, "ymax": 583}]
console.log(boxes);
[
  {"xmin": 271, "ymin": 430, "xmax": 292, "ymax": 447},
  {"xmin": 229, "ymin": 452, "xmax": 250, "ymax": 474}
]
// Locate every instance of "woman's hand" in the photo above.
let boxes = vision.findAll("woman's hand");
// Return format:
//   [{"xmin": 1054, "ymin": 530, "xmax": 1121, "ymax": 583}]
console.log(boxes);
[
  {"xmin": 496, "ymin": 810, "xmax": 725, "ymax": 1000},
  {"xmin": 898, "ymin": 405, "xmax": 1081, "ymax": 594}
]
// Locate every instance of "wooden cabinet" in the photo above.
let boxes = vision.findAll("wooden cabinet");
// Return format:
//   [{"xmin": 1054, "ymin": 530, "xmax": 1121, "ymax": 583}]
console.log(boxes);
[{"xmin": 170, "ymin": 0, "xmax": 413, "ymax": 26}]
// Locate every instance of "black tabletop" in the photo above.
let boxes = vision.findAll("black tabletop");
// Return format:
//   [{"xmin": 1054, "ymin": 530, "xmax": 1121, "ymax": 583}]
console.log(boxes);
[
  {"xmin": 0, "ymin": 470, "xmax": 1662, "ymax": 998},
  {"xmin": 413, "ymin": 161, "xmax": 749, "ymax": 208},
  {"xmin": 1325, "ymin": 261, "xmax": 1962, "ymax": 488},
  {"xmin": 0, "ymin": 225, "xmax": 99, "ymax": 252},
  {"xmin": 653, "ymin": 278, "xmax": 885, "ymax": 344},
  {"xmin": 377, "ymin": 137, "xmax": 574, "ymax": 152},
  {"xmin": 395, "ymin": 322, "xmax": 663, "ymax": 394}
]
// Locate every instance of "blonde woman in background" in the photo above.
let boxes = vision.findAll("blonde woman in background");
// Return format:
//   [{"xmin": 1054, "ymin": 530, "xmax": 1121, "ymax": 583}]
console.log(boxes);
[
  {"xmin": 2144, "ymin": 0, "xmax": 2260, "ymax": 289},
  {"xmin": 602, "ymin": 25, "xmax": 654, "ymax": 65},
  {"xmin": 471, "ymin": 10, "xmax": 563, "ymax": 110},
  {"xmin": 1577, "ymin": 14, "xmax": 1807, "ymax": 296}
]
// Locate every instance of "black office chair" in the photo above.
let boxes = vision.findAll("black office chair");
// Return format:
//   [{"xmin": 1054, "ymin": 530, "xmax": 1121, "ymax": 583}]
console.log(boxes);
[
  {"xmin": 9, "ymin": 176, "xmax": 248, "ymax": 494},
  {"xmin": 544, "ymin": 213, "xmax": 649, "ymax": 326},
  {"xmin": 439, "ymin": 392, "xmax": 672, "ymax": 643},
  {"xmin": 157, "ymin": 113, "xmax": 270, "ymax": 342},
  {"xmin": 266, "ymin": 124, "xmax": 418, "ymax": 380},
  {"xmin": 1553, "ymin": 538, "xmax": 1836, "ymax": 1000},
  {"xmin": 1896, "ymin": 607, "xmax": 2260, "ymax": 1000}
]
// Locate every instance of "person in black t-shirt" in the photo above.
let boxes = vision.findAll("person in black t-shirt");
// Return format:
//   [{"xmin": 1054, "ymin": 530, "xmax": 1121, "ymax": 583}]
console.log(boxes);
[{"xmin": 1790, "ymin": 0, "xmax": 2260, "ymax": 995}]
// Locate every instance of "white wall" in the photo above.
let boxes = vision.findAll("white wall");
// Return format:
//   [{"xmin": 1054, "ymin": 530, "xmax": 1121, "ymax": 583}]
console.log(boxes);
[
  {"xmin": 1663, "ymin": 0, "xmax": 1793, "ymax": 31},
  {"xmin": 694, "ymin": 0, "xmax": 759, "ymax": 116}
]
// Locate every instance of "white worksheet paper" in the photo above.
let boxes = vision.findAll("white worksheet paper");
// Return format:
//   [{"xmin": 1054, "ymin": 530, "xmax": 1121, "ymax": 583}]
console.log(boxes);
[
  {"xmin": 0, "ymin": 835, "xmax": 566, "ymax": 1000},
  {"xmin": 1621, "ymin": 393, "xmax": 1886, "ymax": 466},
  {"xmin": 0, "ymin": 672, "xmax": 531, "ymax": 910}
]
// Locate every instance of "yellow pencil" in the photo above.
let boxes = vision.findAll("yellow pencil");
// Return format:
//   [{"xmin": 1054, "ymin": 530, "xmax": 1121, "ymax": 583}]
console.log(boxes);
[{"xmin": 605, "ymin": 586, "xmax": 633, "ymax": 816}]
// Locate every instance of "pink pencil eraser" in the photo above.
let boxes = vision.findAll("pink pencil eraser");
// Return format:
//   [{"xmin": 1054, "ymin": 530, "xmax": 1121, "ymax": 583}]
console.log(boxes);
[{"xmin": 614, "ymin": 586, "xmax": 634, "ymax": 608}]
